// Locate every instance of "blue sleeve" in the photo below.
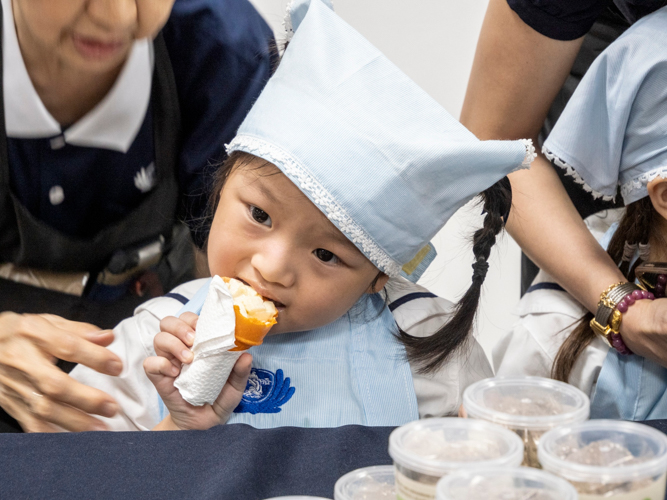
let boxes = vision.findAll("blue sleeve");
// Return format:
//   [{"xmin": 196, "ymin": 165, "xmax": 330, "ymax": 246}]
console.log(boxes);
[{"xmin": 163, "ymin": 0, "xmax": 276, "ymax": 246}]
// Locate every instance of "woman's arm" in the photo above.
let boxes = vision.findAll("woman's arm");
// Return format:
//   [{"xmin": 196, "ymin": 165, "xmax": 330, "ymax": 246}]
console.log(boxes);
[
  {"xmin": 461, "ymin": 0, "xmax": 623, "ymax": 312},
  {"xmin": 460, "ymin": 0, "xmax": 665, "ymax": 363},
  {"xmin": 461, "ymin": 0, "xmax": 584, "ymax": 141}
]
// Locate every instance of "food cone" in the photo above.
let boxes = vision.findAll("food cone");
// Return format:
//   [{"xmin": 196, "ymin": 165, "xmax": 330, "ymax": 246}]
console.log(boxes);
[
  {"xmin": 229, "ymin": 305, "xmax": 277, "ymax": 351},
  {"xmin": 222, "ymin": 277, "xmax": 278, "ymax": 351}
]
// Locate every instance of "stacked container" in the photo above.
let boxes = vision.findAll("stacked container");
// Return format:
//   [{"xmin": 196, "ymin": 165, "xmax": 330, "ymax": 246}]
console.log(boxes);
[
  {"xmin": 463, "ymin": 376, "xmax": 590, "ymax": 467},
  {"xmin": 435, "ymin": 466, "xmax": 578, "ymax": 500},
  {"xmin": 334, "ymin": 465, "xmax": 395, "ymax": 500},
  {"xmin": 538, "ymin": 420, "xmax": 667, "ymax": 499},
  {"xmin": 388, "ymin": 418, "xmax": 524, "ymax": 500}
]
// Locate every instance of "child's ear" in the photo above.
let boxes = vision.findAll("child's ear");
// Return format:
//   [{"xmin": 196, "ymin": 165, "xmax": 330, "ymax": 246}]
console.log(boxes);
[
  {"xmin": 647, "ymin": 177, "xmax": 667, "ymax": 220},
  {"xmin": 367, "ymin": 273, "xmax": 390, "ymax": 294}
]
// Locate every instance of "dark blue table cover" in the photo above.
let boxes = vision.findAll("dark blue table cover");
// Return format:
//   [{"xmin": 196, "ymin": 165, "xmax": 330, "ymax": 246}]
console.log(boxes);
[
  {"xmin": 1, "ymin": 421, "xmax": 666, "ymax": 499},
  {"xmin": 0, "ymin": 424, "xmax": 393, "ymax": 499}
]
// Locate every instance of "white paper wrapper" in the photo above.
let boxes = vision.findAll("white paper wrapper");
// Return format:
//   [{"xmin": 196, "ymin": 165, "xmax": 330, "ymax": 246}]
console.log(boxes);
[{"xmin": 174, "ymin": 276, "xmax": 240, "ymax": 406}]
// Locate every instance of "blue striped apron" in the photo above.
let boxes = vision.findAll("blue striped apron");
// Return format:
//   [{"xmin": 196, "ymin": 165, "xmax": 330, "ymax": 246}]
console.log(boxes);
[
  {"xmin": 161, "ymin": 279, "xmax": 419, "ymax": 427},
  {"xmin": 591, "ymin": 352, "xmax": 667, "ymax": 420}
]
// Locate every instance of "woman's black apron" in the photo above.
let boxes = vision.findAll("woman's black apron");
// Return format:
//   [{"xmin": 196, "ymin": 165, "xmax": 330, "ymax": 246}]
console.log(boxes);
[
  {"xmin": 0, "ymin": 7, "xmax": 185, "ymax": 431},
  {"xmin": 0, "ymin": 5, "xmax": 184, "ymax": 326}
]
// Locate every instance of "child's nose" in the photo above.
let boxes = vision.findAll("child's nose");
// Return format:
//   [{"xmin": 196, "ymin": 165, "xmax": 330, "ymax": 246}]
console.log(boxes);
[{"xmin": 251, "ymin": 245, "xmax": 296, "ymax": 288}]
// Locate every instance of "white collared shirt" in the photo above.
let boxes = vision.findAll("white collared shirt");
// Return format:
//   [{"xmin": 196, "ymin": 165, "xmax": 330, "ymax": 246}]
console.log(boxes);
[{"xmin": 2, "ymin": 0, "xmax": 153, "ymax": 153}]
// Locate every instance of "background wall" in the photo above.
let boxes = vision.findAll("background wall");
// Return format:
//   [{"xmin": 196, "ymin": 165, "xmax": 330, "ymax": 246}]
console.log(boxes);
[{"xmin": 248, "ymin": 0, "xmax": 521, "ymax": 361}]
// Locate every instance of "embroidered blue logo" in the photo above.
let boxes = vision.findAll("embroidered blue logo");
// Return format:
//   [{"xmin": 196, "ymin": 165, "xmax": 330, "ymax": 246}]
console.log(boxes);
[{"xmin": 234, "ymin": 368, "xmax": 295, "ymax": 414}]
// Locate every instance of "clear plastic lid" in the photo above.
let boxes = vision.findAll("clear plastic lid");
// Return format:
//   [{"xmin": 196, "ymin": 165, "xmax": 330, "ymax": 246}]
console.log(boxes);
[
  {"xmin": 538, "ymin": 420, "xmax": 667, "ymax": 483},
  {"xmin": 435, "ymin": 466, "xmax": 578, "ymax": 500},
  {"xmin": 264, "ymin": 497, "xmax": 331, "ymax": 500},
  {"xmin": 334, "ymin": 465, "xmax": 395, "ymax": 500},
  {"xmin": 388, "ymin": 418, "xmax": 524, "ymax": 476},
  {"xmin": 462, "ymin": 376, "xmax": 590, "ymax": 431}
]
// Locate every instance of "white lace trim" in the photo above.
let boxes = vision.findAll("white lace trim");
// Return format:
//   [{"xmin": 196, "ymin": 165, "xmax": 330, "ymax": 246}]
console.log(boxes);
[
  {"xmin": 620, "ymin": 166, "xmax": 667, "ymax": 201},
  {"xmin": 542, "ymin": 146, "xmax": 616, "ymax": 202},
  {"xmin": 520, "ymin": 139, "xmax": 537, "ymax": 169},
  {"xmin": 226, "ymin": 135, "xmax": 403, "ymax": 277},
  {"xmin": 283, "ymin": 1, "xmax": 295, "ymax": 42},
  {"xmin": 283, "ymin": 0, "xmax": 335, "ymax": 42}
]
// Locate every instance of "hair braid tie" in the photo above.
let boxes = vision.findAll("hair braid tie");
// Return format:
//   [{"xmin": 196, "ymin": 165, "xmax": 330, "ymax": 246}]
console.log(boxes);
[
  {"xmin": 638, "ymin": 242, "xmax": 651, "ymax": 262},
  {"xmin": 622, "ymin": 242, "xmax": 637, "ymax": 262},
  {"xmin": 472, "ymin": 257, "xmax": 489, "ymax": 282}
]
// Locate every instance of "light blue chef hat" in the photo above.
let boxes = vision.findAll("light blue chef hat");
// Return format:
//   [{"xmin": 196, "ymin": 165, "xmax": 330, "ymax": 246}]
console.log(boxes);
[
  {"xmin": 227, "ymin": 0, "xmax": 534, "ymax": 281},
  {"xmin": 543, "ymin": 6, "xmax": 667, "ymax": 205}
]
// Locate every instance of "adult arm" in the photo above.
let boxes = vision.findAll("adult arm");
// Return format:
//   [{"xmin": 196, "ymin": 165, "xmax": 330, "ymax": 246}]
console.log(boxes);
[
  {"xmin": 460, "ymin": 0, "xmax": 664, "ymax": 363},
  {"xmin": 0, "ymin": 313, "xmax": 121, "ymax": 432}
]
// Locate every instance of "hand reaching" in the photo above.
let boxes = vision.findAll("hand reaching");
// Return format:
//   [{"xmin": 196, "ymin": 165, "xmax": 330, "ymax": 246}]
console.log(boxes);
[{"xmin": 0, "ymin": 312, "xmax": 121, "ymax": 432}]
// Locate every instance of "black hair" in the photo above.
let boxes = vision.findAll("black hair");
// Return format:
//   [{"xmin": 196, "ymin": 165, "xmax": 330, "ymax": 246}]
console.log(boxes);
[{"xmin": 398, "ymin": 177, "xmax": 513, "ymax": 373}]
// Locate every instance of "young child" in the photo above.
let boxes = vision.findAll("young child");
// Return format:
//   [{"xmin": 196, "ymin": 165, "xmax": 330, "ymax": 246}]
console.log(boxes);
[
  {"xmin": 494, "ymin": 5, "xmax": 667, "ymax": 420},
  {"xmin": 71, "ymin": 0, "xmax": 534, "ymax": 431}
]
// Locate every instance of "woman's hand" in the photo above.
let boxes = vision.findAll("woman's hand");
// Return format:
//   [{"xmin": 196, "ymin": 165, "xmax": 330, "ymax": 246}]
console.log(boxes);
[
  {"xmin": 0, "ymin": 313, "xmax": 122, "ymax": 432},
  {"xmin": 146, "ymin": 313, "xmax": 252, "ymax": 431},
  {"xmin": 621, "ymin": 299, "xmax": 667, "ymax": 366}
]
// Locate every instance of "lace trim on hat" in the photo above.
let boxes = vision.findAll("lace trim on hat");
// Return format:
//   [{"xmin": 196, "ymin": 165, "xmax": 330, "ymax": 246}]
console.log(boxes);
[
  {"xmin": 620, "ymin": 166, "xmax": 667, "ymax": 202},
  {"xmin": 283, "ymin": 1, "xmax": 295, "ymax": 42},
  {"xmin": 226, "ymin": 135, "xmax": 403, "ymax": 277},
  {"xmin": 520, "ymin": 139, "xmax": 537, "ymax": 169},
  {"xmin": 284, "ymin": 0, "xmax": 335, "ymax": 42},
  {"xmin": 542, "ymin": 146, "xmax": 616, "ymax": 202}
]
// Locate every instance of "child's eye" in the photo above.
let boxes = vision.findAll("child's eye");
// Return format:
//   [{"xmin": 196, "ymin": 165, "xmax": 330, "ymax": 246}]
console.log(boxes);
[
  {"xmin": 250, "ymin": 206, "xmax": 271, "ymax": 226},
  {"xmin": 314, "ymin": 248, "xmax": 339, "ymax": 264}
]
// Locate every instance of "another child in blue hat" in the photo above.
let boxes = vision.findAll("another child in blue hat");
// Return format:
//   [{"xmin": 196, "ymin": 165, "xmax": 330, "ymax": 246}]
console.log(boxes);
[
  {"xmin": 71, "ymin": 0, "xmax": 535, "ymax": 431},
  {"xmin": 494, "ymin": 6, "xmax": 667, "ymax": 421}
]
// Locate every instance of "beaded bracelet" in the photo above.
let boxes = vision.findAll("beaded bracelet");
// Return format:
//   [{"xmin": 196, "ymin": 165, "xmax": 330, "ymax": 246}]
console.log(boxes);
[
  {"xmin": 590, "ymin": 282, "xmax": 654, "ymax": 355},
  {"xmin": 613, "ymin": 289, "xmax": 654, "ymax": 355},
  {"xmin": 654, "ymin": 274, "xmax": 667, "ymax": 298}
]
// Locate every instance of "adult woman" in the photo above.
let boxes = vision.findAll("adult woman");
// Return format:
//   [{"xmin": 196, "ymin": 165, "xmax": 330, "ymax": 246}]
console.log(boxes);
[
  {"xmin": 461, "ymin": 0, "xmax": 667, "ymax": 367},
  {"xmin": 0, "ymin": 0, "xmax": 274, "ymax": 432}
]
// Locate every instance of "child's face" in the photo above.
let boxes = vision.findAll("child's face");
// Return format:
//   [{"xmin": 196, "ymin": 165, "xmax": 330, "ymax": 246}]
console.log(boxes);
[{"xmin": 207, "ymin": 160, "xmax": 387, "ymax": 334}]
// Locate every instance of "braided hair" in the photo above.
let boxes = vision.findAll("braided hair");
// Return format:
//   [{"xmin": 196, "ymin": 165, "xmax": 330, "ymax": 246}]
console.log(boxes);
[
  {"xmin": 399, "ymin": 177, "xmax": 512, "ymax": 374},
  {"xmin": 552, "ymin": 197, "xmax": 655, "ymax": 382}
]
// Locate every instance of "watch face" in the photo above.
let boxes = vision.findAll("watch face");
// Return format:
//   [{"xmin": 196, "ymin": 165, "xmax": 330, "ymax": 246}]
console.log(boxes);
[{"xmin": 635, "ymin": 262, "xmax": 667, "ymax": 297}]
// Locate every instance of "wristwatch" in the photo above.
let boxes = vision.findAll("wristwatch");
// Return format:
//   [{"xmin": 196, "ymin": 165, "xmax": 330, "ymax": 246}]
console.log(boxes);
[{"xmin": 590, "ymin": 282, "xmax": 642, "ymax": 350}]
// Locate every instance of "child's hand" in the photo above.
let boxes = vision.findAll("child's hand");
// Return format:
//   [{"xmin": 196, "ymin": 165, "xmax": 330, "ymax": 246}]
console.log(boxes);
[{"xmin": 144, "ymin": 313, "xmax": 252, "ymax": 431}]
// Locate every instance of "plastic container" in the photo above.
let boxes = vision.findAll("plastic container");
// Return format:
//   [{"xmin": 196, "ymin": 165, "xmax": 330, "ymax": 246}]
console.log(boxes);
[
  {"xmin": 334, "ymin": 465, "xmax": 395, "ymax": 500},
  {"xmin": 435, "ymin": 466, "xmax": 578, "ymax": 500},
  {"xmin": 538, "ymin": 420, "xmax": 667, "ymax": 499},
  {"xmin": 388, "ymin": 418, "xmax": 524, "ymax": 500},
  {"xmin": 264, "ymin": 497, "xmax": 331, "ymax": 500},
  {"xmin": 463, "ymin": 376, "xmax": 590, "ymax": 467}
]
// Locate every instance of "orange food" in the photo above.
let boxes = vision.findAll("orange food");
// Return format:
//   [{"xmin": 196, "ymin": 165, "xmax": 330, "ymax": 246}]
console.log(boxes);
[{"xmin": 222, "ymin": 277, "xmax": 278, "ymax": 351}]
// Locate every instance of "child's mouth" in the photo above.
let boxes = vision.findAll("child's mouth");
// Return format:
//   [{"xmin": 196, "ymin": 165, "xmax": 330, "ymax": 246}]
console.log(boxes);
[{"xmin": 237, "ymin": 278, "xmax": 286, "ymax": 309}]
